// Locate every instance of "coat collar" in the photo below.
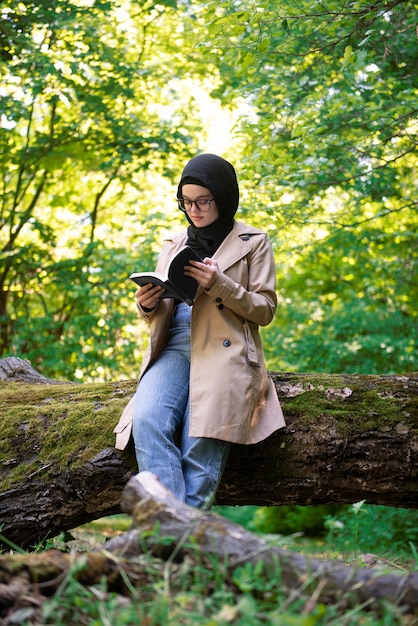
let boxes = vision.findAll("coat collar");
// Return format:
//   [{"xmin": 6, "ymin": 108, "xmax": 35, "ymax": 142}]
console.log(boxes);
[{"xmin": 167, "ymin": 220, "xmax": 266, "ymax": 272}]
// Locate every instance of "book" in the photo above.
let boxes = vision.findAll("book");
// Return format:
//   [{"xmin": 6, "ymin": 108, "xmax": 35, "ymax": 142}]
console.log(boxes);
[{"xmin": 129, "ymin": 246, "xmax": 202, "ymax": 306}]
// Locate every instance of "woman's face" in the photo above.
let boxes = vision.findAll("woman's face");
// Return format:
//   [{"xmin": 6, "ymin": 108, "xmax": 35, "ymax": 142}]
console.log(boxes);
[{"xmin": 181, "ymin": 184, "xmax": 219, "ymax": 228}]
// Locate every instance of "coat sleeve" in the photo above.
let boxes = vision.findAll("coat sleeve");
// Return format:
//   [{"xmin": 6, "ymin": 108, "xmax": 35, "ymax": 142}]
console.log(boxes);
[
  {"xmin": 205, "ymin": 233, "xmax": 277, "ymax": 326},
  {"xmin": 134, "ymin": 239, "xmax": 180, "ymax": 322}
]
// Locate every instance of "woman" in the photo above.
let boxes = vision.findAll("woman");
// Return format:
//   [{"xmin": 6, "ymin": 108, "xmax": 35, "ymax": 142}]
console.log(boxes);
[{"xmin": 114, "ymin": 154, "xmax": 285, "ymax": 508}]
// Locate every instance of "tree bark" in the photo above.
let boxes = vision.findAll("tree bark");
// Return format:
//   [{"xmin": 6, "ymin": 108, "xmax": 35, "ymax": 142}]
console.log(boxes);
[
  {"xmin": 1, "ymin": 472, "xmax": 417, "ymax": 617},
  {"xmin": 0, "ymin": 356, "xmax": 64, "ymax": 384},
  {"xmin": 0, "ymin": 357, "xmax": 417, "ymax": 547}
]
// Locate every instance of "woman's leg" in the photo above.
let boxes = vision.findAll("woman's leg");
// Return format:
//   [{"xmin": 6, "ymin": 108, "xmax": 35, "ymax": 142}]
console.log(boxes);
[
  {"xmin": 132, "ymin": 347, "xmax": 190, "ymax": 502},
  {"xmin": 133, "ymin": 302, "xmax": 230, "ymax": 508},
  {"xmin": 181, "ymin": 401, "xmax": 231, "ymax": 509}
]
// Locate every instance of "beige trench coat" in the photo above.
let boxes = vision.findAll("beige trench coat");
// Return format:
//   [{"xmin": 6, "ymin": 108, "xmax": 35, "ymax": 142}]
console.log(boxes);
[{"xmin": 114, "ymin": 220, "xmax": 285, "ymax": 450}]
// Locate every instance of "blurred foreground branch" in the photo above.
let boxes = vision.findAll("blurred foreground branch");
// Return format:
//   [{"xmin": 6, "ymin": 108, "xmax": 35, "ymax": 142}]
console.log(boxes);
[{"xmin": 1, "ymin": 472, "xmax": 417, "ymax": 619}]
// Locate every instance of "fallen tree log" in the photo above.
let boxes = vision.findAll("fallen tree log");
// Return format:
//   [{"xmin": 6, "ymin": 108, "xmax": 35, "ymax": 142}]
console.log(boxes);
[
  {"xmin": 0, "ymin": 357, "xmax": 417, "ymax": 547},
  {"xmin": 1, "ymin": 472, "xmax": 417, "ymax": 619}
]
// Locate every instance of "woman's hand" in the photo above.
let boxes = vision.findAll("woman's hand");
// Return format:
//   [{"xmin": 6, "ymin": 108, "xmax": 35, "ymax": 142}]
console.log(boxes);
[
  {"xmin": 185, "ymin": 257, "xmax": 220, "ymax": 290},
  {"xmin": 135, "ymin": 283, "xmax": 165, "ymax": 310}
]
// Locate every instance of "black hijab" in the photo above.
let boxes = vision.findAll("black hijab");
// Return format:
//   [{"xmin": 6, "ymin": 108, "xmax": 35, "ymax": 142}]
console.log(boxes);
[{"xmin": 177, "ymin": 154, "xmax": 239, "ymax": 257}]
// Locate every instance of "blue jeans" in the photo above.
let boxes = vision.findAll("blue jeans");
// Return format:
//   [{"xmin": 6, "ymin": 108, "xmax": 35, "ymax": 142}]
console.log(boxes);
[{"xmin": 132, "ymin": 302, "xmax": 231, "ymax": 508}]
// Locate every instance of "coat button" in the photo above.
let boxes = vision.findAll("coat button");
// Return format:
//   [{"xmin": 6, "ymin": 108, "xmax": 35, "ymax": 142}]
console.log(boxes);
[
  {"xmin": 223, "ymin": 339, "xmax": 231, "ymax": 347},
  {"xmin": 216, "ymin": 297, "xmax": 222, "ymax": 303}
]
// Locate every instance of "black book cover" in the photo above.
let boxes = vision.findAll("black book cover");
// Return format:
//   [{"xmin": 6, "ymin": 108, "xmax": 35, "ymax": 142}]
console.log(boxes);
[{"xmin": 129, "ymin": 247, "xmax": 202, "ymax": 305}]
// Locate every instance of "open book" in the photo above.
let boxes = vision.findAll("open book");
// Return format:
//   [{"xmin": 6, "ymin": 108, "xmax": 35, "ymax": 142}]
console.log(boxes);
[{"xmin": 129, "ymin": 247, "xmax": 202, "ymax": 305}]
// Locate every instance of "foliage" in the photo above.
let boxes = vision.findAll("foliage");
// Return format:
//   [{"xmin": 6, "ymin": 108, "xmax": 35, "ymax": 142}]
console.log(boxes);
[
  {"xmin": 213, "ymin": 504, "xmax": 260, "ymax": 532},
  {"xmin": 325, "ymin": 502, "xmax": 418, "ymax": 558},
  {"xmin": 0, "ymin": 0, "xmax": 220, "ymax": 380},
  {"xmin": 198, "ymin": 0, "xmax": 418, "ymax": 375},
  {"xmin": 0, "ymin": 0, "xmax": 416, "ymax": 380},
  {"xmin": 217, "ymin": 501, "xmax": 418, "ymax": 559},
  {"xmin": 253, "ymin": 504, "xmax": 348, "ymax": 536},
  {"xmin": 215, "ymin": 503, "xmax": 347, "ymax": 535}
]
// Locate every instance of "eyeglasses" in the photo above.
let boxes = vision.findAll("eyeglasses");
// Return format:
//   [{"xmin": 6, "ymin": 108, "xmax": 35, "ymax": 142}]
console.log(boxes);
[{"xmin": 177, "ymin": 197, "xmax": 215, "ymax": 213}]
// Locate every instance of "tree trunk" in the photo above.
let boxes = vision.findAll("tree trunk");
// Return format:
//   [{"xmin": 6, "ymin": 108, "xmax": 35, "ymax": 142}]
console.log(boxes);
[
  {"xmin": 1, "ymin": 472, "xmax": 417, "ymax": 618},
  {"xmin": 0, "ymin": 357, "xmax": 417, "ymax": 547}
]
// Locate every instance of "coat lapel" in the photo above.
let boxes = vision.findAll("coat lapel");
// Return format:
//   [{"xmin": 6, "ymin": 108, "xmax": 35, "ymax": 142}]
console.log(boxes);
[{"xmin": 214, "ymin": 221, "xmax": 261, "ymax": 271}]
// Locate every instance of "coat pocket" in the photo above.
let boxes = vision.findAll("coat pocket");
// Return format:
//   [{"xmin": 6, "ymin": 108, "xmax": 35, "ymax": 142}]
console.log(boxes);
[{"xmin": 242, "ymin": 321, "xmax": 260, "ymax": 367}]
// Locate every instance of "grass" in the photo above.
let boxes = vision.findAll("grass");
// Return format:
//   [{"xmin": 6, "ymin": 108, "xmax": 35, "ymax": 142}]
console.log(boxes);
[{"xmin": 1, "ymin": 505, "xmax": 417, "ymax": 625}]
